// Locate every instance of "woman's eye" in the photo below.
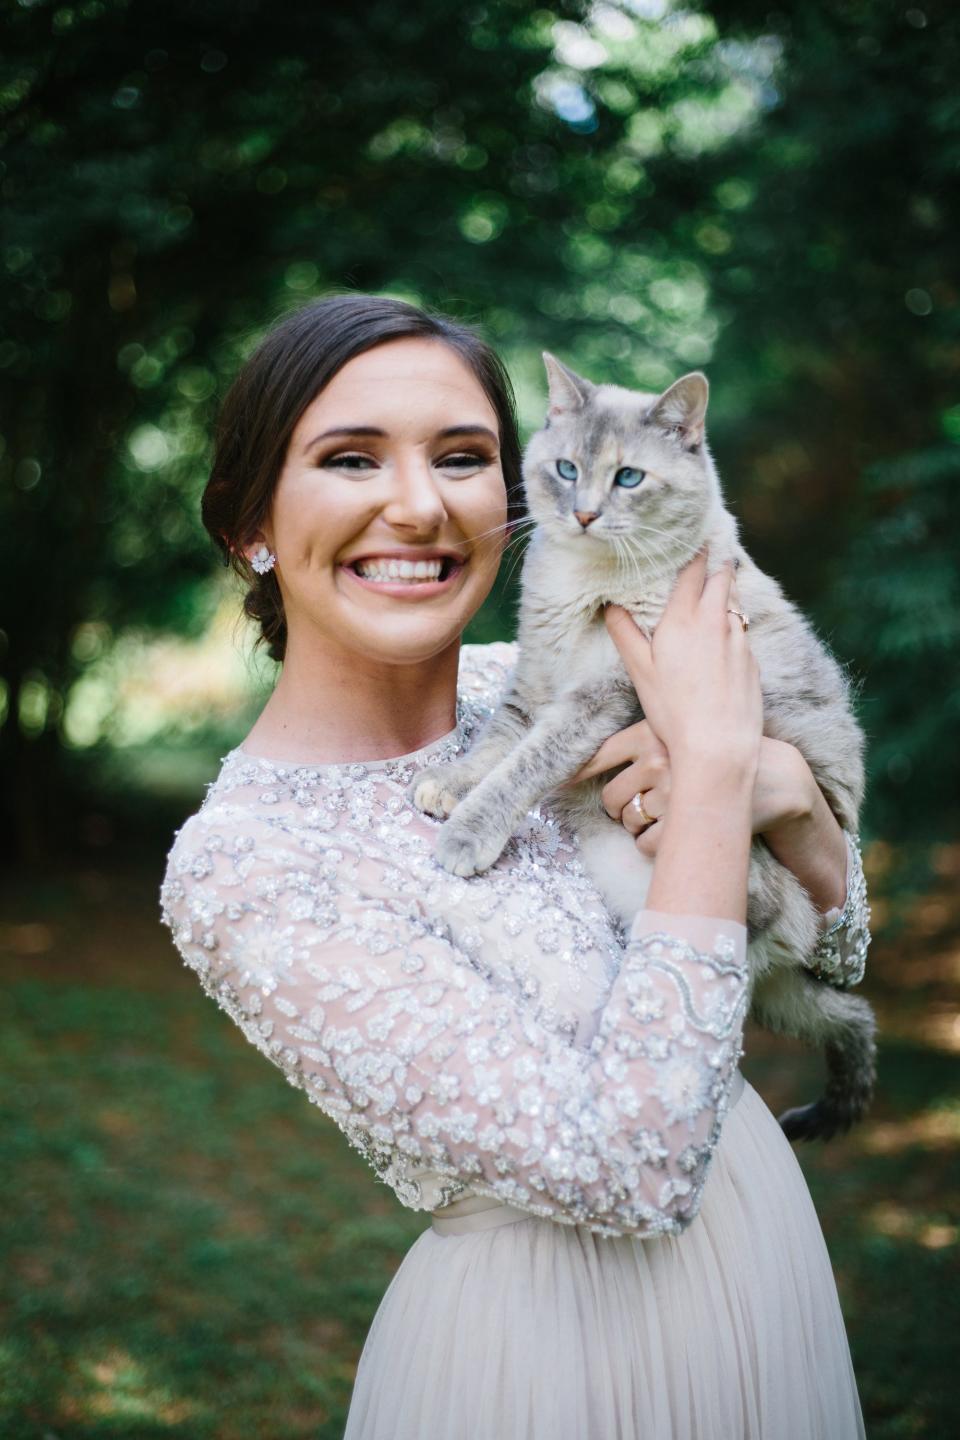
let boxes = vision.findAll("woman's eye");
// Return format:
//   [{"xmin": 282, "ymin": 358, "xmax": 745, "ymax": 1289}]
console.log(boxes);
[
  {"xmin": 556, "ymin": 458, "xmax": 578, "ymax": 481},
  {"xmin": 437, "ymin": 452, "xmax": 490, "ymax": 471},
  {"xmin": 324, "ymin": 452, "xmax": 377, "ymax": 472},
  {"xmin": 614, "ymin": 466, "xmax": 646, "ymax": 488}
]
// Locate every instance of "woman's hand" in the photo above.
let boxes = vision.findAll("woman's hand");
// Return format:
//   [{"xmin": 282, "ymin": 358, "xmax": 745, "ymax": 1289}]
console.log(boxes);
[
  {"xmin": 567, "ymin": 553, "xmax": 847, "ymax": 918},
  {"xmin": 568, "ymin": 728, "xmax": 814, "ymax": 857},
  {"xmin": 595, "ymin": 547, "xmax": 763, "ymax": 923},
  {"xmin": 565, "ymin": 718, "xmax": 671, "ymax": 852},
  {"xmin": 606, "ymin": 549, "xmax": 762, "ymax": 779}
]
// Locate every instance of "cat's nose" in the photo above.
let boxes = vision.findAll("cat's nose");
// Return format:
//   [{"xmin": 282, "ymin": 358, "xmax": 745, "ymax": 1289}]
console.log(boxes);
[{"xmin": 574, "ymin": 510, "xmax": 599, "ymax": 529}]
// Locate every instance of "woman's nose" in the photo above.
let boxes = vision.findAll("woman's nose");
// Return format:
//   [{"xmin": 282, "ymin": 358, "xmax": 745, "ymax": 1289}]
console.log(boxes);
[{"xmin": 382, "ymin": 457, "xmax": 448, "ymax": 533}]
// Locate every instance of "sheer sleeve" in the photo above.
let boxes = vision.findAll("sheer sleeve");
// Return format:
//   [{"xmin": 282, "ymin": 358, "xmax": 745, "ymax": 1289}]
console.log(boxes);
[
  {"xmin": 803, "ymin": 828, "xmax": 871, "ymax": 988},
  {"xmin": 160, "ymin": 809, "xmax": 749, "ymax": 1240}
]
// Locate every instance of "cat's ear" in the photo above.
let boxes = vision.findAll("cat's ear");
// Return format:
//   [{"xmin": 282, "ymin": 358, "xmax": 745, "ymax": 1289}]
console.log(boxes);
[
  {"xmin": 542, "ymin": 352, "xmax": 593, "ymax": 417},
  {"xmin": 646, "ymin": 372, "xmax": 709, "ymax": 448}
]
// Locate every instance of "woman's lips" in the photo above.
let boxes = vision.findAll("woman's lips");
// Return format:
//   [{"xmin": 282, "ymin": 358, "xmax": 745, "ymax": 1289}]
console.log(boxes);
[{"xmin": 339, "ymin": 560, "xmax": 467, "ymax": 600}]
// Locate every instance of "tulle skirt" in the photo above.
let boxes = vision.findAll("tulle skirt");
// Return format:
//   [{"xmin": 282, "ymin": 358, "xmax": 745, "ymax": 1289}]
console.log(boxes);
[{"xmin": 342, "ymin": 1073, "xmax": 865, "ymax": 1439}]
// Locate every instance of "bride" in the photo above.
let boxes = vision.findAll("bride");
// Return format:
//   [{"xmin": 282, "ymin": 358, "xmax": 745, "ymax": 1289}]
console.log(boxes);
[{"xmin": 161, "ymin": 293, "xmax": 868, "ymax": 1438}]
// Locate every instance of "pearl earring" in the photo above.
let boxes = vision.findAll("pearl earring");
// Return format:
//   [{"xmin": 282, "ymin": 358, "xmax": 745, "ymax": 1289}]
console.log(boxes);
[{"xmin": 250, "ymin": 544, "xmax": 277, "ymax": 575}]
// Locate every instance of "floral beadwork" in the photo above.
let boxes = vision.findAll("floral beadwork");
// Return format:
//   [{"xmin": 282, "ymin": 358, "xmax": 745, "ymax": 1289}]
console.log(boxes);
[{"xmin": 805, "ymin": 829, "xmax": 871, "ymax": 988}]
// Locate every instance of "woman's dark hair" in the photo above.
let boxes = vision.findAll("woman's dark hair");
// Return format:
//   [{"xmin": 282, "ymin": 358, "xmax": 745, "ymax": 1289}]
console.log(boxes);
[{"xmin": 202, "ymin": 292, "xmax": 525, "ymax": 663}]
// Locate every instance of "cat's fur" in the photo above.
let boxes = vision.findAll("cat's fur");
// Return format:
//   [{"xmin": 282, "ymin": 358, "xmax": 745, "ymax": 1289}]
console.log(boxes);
[{"xmin": 411, "ymin": 353, "xmax": 877, "ymax": 1141}]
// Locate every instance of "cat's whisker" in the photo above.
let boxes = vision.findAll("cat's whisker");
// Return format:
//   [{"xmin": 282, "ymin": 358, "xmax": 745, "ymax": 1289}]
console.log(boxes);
[
  {"xmin": 500, "ymin": 529, "xmax": 534, "ymax": 590},
  {"xmin": 611, "ymin": 534, "xmax": 644, "ymax": 593},
  {"xmin": 616, "ymin": 533, "xmax": 656, "ymax": 582},
  {"xmin": 610, "ymin": 536, "xmax": 628, "ymax": 583},
  {"xmin": 630, "ymin": 524, "xmax": 690, "ymax": 555},
  {"xmin": 627, "ymin": 524, "xmax": 703, "ymax": 573},
  {"xmin": 468, "ymin": 517, "xmax": 536, "ymax": 546},
  {"xmin": 626, "ymin": 525, "xmax": 675, "ymax": 569},
  {"xmin": 502, "ymin": 543, "xmax": 533, "ymax": 583}
]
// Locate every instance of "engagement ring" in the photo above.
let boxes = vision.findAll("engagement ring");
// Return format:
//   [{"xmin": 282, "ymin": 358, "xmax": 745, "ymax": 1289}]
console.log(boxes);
[{"xmin": 631, "ymin": 792, "xmax": 656, "ymax": 825}]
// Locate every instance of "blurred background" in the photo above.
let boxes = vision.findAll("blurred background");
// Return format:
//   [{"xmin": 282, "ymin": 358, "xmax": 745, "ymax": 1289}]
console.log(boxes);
[{"xmin": 1, "ymin": 0, "xmax": 957, "ymax": 1435}]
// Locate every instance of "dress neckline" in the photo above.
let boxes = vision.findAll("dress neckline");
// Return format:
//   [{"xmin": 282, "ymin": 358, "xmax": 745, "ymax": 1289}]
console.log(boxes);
[{"xmin": 227, "ymin": 700, "xmax": 468, "ymax": 775}]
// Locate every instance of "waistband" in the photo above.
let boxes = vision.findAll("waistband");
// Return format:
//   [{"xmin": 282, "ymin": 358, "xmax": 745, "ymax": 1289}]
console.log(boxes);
[{"xmin": 430, "ymin": 1067, "xmax": 747, "ymax": 1237}]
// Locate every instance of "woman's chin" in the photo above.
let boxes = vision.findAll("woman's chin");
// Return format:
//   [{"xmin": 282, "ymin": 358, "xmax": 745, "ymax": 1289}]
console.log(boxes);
[
  {"xmin": 333, "ymin": 594, "xmax": 481, "ymax": 663},
  {"xmin": 349, "ymin": 621, "xmax": 467, "ymax": 665}
]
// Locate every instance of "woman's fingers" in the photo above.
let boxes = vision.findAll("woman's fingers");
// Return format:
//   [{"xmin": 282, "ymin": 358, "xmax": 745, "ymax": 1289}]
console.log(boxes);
[
  {"xmin": 604, "ymin": 605, "xmax": 654, "ymax": 701},
  {"xmin": 635, "ymin": 820, "xmax": 663, "ymax": 857},
  {"xmin": 567, "ymin": 727, "xmax": 637, "ymax": 786},
  {"xmin": 668, "ymin": 545, "xmax": 709, "ymax": 615},
  {"xmin": 702, "ymin": 557, "xmax": 737, "ymax": 619},
  {"xmin": 566, "ymin": 721, "xmax": 662, "ymax": 786},
  {"xmin": 650, "ymin": 547, "xmax": 734, "ymax": 633},
  {"xmin": 619, "ymin": 784, "xmax": 665, "ymax": 836},
  {"xmin": 602, "ymin": 756, "xmax": 669, "ymax": 821}
]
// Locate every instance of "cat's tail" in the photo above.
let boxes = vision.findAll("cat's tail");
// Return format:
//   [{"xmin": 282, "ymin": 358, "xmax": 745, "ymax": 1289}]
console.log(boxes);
[{"xmin": 752, "ymin": 974, "xmax": 878, "ymax": 1142}]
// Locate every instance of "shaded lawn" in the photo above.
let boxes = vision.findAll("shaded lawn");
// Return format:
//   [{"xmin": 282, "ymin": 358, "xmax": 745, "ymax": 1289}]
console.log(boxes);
[{"xmin": 1, "ymin": 851, "xmax": 958, "ymax": 1439}]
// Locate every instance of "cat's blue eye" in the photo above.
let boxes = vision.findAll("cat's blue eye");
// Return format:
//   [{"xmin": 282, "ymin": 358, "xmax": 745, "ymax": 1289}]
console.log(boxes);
[
  {"xmin": 556, "ymin": 458, "xmax": 578, "ymax": 481},
  {"xmin": 614, "ymin": 467, "xmax": 646, "ymax": 488}
]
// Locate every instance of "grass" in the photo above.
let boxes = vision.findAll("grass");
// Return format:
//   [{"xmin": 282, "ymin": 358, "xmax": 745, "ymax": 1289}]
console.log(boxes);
[{"xmin": 1, "ymin": 847, "xmax": 958, "ymax": 1438}]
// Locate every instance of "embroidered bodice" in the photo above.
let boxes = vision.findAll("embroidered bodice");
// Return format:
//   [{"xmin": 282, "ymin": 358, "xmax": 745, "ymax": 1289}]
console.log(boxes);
[{"xmin": 160, "ymin": 641, "xmax": 870, "ymax": 1239}]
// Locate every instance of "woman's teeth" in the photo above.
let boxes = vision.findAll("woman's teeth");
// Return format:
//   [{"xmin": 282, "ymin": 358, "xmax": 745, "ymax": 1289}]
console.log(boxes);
[{"xmin": 353, "ymin": 557, "xmax": 447, "ymax": 583}]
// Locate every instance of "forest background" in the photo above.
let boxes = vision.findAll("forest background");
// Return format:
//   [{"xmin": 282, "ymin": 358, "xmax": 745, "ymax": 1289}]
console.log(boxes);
[{"xmin": 1, "ymin": 1, "xmax": 958, "ymax": 1436}]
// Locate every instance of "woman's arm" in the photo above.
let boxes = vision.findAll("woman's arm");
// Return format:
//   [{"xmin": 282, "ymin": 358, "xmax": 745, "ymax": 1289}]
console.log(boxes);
[
  {"xmin": 750, "ymin": 738, "xmax": 847, "ymax": 915},
  {"xmin": 602, "ymin": 551, "xmax": 763, "ymax": 926},
  {"xmin": 569, "ymin": 697, "xmax": 870, "ymax": 987},
  {"xmin": 753, "ymin": 741, "xmax": 872, "ymax": 984},
  {"xmin": 161, "ymin": 808, "xmax": 749, "ymax": 1241}
]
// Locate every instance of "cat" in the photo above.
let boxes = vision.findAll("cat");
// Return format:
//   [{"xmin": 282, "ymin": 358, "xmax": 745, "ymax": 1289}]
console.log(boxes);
[{"xmin": 410, "ymin": 353, "xmax": 876, "ymax": 1142}]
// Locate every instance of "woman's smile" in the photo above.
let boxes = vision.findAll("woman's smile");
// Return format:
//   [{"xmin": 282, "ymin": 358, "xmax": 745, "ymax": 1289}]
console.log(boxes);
[{"xmin": 338, "ymin": 546, "xmax": 469, "ymax": 599}]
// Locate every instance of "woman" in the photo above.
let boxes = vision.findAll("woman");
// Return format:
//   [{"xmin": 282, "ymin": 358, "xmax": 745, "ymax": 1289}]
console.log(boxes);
[{"xmin": 161, "ymin": 294, "xmax": 868, "ymax": 1438}]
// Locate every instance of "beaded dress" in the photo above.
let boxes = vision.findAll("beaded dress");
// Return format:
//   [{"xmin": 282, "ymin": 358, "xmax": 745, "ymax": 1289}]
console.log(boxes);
[{"xmin": 160, "ymin": 641, "xmax": 868, "ymax": 1440}]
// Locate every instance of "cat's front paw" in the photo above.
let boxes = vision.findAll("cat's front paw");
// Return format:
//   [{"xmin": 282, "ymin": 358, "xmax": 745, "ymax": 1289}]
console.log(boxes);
[
  {"xmin": 410, "ymin": 769, "xmax": 463, "ymax": 819},
  {"xmin": 434, "ymin": 818, "xmax": 508, "ymax": 878}
]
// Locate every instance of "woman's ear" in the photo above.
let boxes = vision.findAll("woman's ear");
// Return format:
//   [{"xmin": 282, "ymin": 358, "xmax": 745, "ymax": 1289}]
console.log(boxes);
[{"xmin": 241, "ymin": 530, "xmax": 277, "ymax": 574}]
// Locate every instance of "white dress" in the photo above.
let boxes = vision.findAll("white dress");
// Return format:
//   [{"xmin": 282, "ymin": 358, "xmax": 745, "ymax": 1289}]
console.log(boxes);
[{"xmin": 160, "ymin": 641, "xmax": 868, "ymax": 1440}]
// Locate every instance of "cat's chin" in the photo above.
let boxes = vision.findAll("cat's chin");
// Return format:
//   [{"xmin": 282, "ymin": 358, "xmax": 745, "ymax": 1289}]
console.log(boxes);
[{"xmin": 546, "ymin": 526, "xmax": 623, "ymax": 559}]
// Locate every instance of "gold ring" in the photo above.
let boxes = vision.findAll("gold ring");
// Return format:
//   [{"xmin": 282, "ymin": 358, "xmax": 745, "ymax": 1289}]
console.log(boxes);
[
  {"xmin": 727, "ymin": 606, "xmax": 750, "ymax": 631},
  {"xmin": 631, "ymin": 791, "xmax": 656, "ymax": 825}
]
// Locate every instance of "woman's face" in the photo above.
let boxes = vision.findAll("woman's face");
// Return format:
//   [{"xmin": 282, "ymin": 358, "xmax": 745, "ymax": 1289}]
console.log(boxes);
[{"xmin": 251, "ymin": 337, "xmax": 509, "ymax": 667}]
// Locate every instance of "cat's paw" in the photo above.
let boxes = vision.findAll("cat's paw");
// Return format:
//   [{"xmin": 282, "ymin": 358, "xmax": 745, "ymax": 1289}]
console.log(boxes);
[
  {"xmin": 409, "ymin": 770, "xmax": 463, "ymax": 818},
  {"xmin": 434, "ymin": 820, "xmax": 507, "ymax": 878},
  {"xmin": 410, "ymin": 762, "xmax": 482, "ymax": 817}
]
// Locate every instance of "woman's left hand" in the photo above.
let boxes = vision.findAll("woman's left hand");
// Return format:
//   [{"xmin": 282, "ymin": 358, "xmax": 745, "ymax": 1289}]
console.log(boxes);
[{"xmin": 568, "ymin": 725, "xmax": 815, "ymax": 857}]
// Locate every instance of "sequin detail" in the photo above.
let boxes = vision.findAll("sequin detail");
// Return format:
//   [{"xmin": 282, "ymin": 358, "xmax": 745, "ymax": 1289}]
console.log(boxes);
[{"xmin": 805, "ymin": 829, "xmax": 871, "ymax": 988}]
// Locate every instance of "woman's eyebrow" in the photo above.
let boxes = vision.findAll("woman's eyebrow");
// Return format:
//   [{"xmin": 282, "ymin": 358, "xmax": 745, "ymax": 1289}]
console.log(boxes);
[
  {"xmin": 304, "ymin": 423, "xmax": 498, "ymax": 452},
  {"xmin": 437, "ymin": 424, "xmax": 499, "ymax": 444},
  {"xmin": 304, "ymin": 425, "xmax": 384, "ymax": 451}
]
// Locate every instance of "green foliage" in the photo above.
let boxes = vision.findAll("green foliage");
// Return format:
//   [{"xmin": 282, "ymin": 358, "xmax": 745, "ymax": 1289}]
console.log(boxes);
[{"xmin": 828, "ymin": 442, "xmax": 960, "ymax": 848}]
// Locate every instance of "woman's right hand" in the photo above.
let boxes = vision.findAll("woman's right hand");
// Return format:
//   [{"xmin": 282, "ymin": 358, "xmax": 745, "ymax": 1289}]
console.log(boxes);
[{"xmin": 604, "ymin": 547, "xmax": 763, "ymax": 783}]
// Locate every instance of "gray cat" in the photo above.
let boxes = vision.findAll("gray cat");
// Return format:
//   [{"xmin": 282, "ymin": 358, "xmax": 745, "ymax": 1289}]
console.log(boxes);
[{"xmin": 411, "ymin": 354, "xmax": 876, "ymax": 1142}]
